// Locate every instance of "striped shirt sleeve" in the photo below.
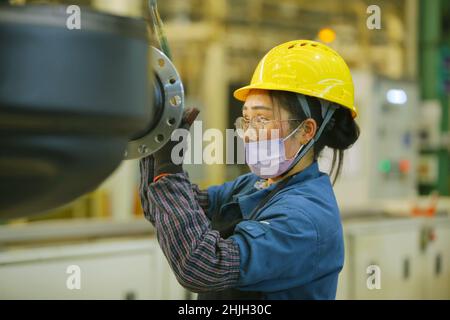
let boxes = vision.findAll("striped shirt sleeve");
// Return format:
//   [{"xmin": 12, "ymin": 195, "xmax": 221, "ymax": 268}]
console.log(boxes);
[
  {"xmin": 139, "ymin": 158, "xmax": 240, "ymax": 293},
  {"xmin": 139, "ymin": 156, "xmax": 209, "ymax": 221}
]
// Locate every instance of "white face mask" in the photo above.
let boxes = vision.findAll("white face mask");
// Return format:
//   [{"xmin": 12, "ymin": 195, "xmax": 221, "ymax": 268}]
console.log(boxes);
[
  {"xmin": 243, "ymin": 95, "xmax": 338, "ymax": 179},
  {"xmin": 245, "ymin": 125, "xmax": 304, "ymax": 179}
]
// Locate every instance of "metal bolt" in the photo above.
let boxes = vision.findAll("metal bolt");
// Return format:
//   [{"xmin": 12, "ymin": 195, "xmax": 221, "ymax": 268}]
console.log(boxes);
[{"xmin": 170, "ymin": 95, "xmax": 182, "ymax": 107}]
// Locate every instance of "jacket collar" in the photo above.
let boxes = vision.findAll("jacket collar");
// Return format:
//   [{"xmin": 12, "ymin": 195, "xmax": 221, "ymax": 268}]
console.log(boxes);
[{"xmin": 238, "ymin": 161, "xmax": 321, "ymax": 219}]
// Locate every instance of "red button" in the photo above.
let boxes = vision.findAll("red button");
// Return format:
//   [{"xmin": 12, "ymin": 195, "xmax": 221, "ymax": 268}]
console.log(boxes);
[{"xmin": 399, "ymin": 159, "xmax": 410, "ymax": 173}]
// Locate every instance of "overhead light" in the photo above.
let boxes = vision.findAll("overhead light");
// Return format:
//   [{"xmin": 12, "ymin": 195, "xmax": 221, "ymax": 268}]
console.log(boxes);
[
  {"xmin": 387, "ymin": 89, "xmax": 407, "ymax": 105},
  {"xmin": 318, "ymin": 28, "xmax": 336, "ymax": 44}
]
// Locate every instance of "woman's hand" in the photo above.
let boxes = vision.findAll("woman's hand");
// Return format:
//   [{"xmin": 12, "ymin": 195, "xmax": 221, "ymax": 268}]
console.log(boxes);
[{"xmin": 153, "ymin": 107, "xmax": 200, "ymax": 176}]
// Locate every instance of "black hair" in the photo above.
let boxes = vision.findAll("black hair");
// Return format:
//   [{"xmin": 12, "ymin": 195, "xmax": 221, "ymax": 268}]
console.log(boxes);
[{"xmin": 269, "ymin": 90, "xmax": 360, "ymax": 185}]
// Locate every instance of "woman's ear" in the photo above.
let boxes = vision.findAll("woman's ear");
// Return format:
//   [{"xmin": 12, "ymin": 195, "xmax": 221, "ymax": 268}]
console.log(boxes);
[{"xmin": 299, "ymin": 118, "xmax": 317, "ymax": 144}]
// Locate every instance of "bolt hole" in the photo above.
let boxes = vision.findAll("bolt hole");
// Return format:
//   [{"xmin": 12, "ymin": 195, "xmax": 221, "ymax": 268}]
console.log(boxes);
[
  {"xmin": 167, "ymin": 118, "xmax": 176, "ymax": 126},
  {"xmin": 155, "ymin": 134, "xmax": 164, "ymax": 143},
  {"xmin": 288, "ymin": 44, "xmax": 295, "ymax": 49},
  {"xmin": 300, "ymin": 43, "xmax": 307, "ymax": 46},
  {"xmin": 169, "ymin": 78, "xmax": 177, "ymax": 85}
]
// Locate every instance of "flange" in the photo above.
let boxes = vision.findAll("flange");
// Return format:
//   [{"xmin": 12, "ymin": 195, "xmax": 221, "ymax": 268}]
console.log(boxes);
[{"xmin": 125, "ymin": 46, "xmax": 185, "ymax": 159}]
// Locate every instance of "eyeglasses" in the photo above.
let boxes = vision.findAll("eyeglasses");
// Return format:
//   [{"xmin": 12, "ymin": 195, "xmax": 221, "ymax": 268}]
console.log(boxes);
[{"xmin": 234, "ymin": 116, "xmax": 303, "ymax": 131}]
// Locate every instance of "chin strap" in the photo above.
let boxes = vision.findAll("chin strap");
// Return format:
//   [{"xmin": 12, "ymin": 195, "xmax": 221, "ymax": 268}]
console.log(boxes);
[{"xmin": 282, "ymin": 95, "xmax": 337, "ymax": 174}]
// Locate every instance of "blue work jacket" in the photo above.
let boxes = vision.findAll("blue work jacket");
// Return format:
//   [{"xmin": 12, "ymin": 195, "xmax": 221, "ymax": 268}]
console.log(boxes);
[{"xmin": 206, "ymin": 161, "xmax": 344, "ymax": 299}]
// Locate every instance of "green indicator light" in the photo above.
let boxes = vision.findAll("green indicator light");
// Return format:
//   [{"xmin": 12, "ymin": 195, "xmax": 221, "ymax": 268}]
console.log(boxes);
[{"xmin": 378, "ymin": 159, "xmax": 391, "ymax": 173}]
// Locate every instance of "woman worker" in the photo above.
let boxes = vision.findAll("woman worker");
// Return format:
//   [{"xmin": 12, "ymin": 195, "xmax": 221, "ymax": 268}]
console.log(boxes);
[{"xmin": 139, "ymin": 40, "xmax": 360, "ymax": 299}]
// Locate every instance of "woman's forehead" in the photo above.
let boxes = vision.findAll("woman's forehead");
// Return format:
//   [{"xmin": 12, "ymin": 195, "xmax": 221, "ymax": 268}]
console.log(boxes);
[
  {"xmin": 242, "ymin": 90, "xmax": 291, "ymax": 119},
  {"xmin": 243, "ymin": 90, "xmax": 273, "ymax": 111}
]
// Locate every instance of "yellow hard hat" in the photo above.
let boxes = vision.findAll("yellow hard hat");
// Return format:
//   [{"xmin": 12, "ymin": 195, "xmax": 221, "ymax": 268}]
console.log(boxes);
[{"xmin": 234, "ymin": 40, "xmax": 357, "ymax": 118}]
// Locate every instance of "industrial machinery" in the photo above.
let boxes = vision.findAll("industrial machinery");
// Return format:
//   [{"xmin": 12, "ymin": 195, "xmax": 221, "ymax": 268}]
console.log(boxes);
[
  {"xmin": 321, "ymin": 71, "xmax": 419, "ymax": 210},
  {"xmin": 0, "ymin": 3, "xmax": 184, "ymax": 219}
]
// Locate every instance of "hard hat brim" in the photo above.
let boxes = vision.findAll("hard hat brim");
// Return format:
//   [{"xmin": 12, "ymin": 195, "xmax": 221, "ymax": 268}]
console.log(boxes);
[{"xmin": 233, "ymin": 83, "xmax": 357, "ymax": 118}]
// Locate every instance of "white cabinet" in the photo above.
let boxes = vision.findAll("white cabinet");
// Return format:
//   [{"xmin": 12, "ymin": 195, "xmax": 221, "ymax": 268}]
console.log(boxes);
[
  {"xmin": 0, "ymin": 238, "xmax": 187, "ymax": 300},
  {"xmin": 338, "ymin": 217, "xmax": 450, "ymax": 300},
  {"xmin": 349, "ymin": 229, "xmax": 422, "ymax": 299},
  {"xmin": 422, "ymin": 222, "xmax": 450, "ymax": 299}
]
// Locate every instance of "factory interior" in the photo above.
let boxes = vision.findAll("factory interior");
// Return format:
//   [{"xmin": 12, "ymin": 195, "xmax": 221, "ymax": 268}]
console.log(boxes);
[{"xmin": 0, "ymin": 0, "xmax": 450, "ymax": 300}]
